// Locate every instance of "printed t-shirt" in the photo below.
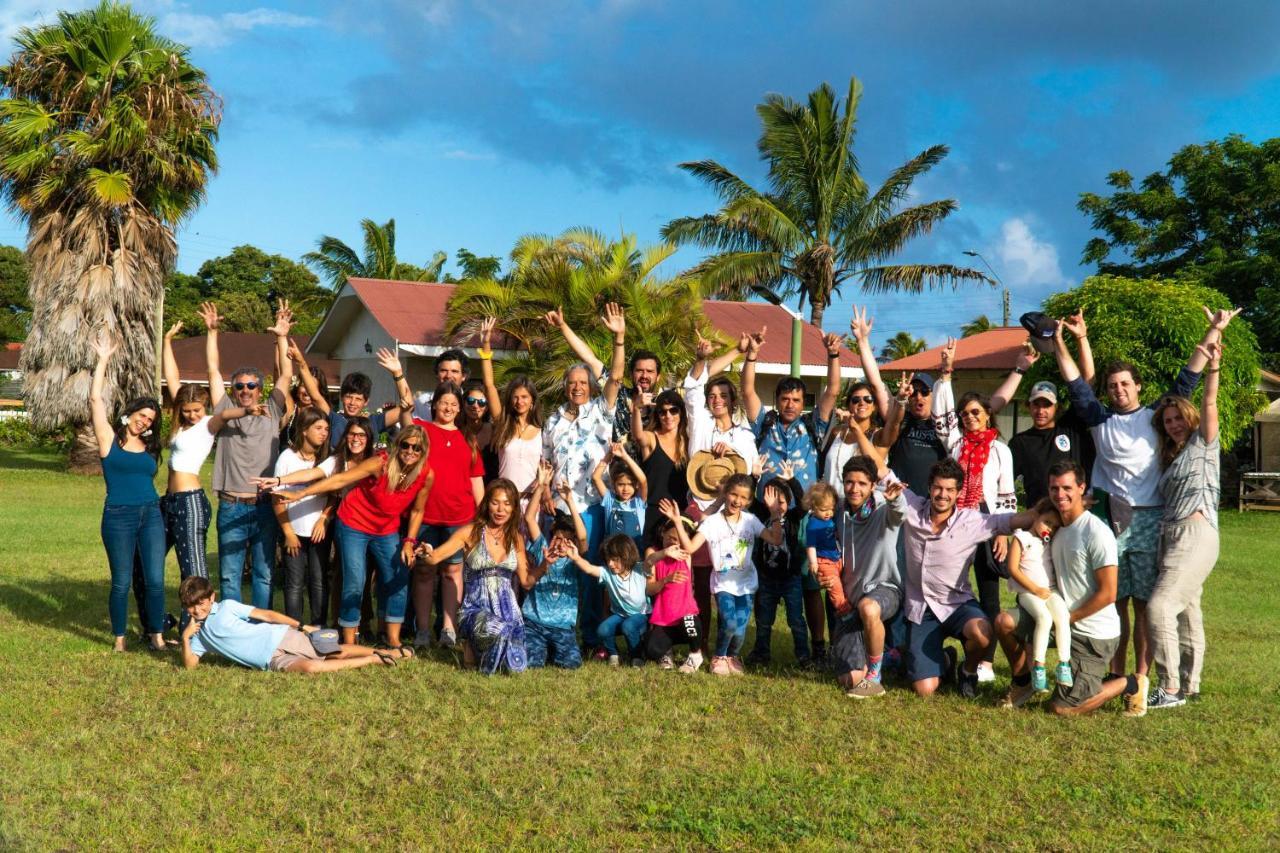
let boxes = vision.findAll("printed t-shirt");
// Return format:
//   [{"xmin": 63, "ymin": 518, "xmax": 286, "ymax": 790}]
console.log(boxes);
[
  {"xmin": 698, "ymin": 511, "xmax": 766, "ymax": 596},
  {"xmin": 523, "ymin": 535, "xmax": 581, "ymax": 629}
]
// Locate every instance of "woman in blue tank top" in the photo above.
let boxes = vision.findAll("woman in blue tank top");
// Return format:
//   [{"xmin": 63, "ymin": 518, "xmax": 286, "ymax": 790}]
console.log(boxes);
[{"xmin": 90, "ymin": 334, "xmax": 167, "ymax": 652}]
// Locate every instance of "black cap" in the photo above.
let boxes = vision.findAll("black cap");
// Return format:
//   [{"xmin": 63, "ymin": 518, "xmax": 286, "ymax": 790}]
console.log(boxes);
[{"xmin": 1020, "ymin": 312, "xmax": 1058, "ymax": 354}]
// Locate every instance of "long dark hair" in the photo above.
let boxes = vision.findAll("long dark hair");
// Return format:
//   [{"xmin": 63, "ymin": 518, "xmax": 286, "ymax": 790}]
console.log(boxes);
[
  {"xmin": 465, "ymin": 478, "xmax": 523, "ymax": 554},
  {"xmin": 289, "ymin": 406, "xmax": 331, "ymax": 462},
  {"xmin": 651, "ymin": 389, "xmax": 689, "ymax": 466},
  {"xmin": 115, "ymin": 397, "xmax": 162, "ymax": 460},
  {"xmin": 493, "ymin": 375, "xmax": 543, "ymax": 450},
  {"xmin": 334, "ymin": 416, "xmax": 373, "ymax": 473}
]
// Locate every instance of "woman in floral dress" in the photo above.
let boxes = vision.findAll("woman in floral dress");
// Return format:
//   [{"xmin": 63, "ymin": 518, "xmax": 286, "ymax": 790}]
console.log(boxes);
[{"xmin": 420, "ymin": 478, "xmax": 531, "ymax": 674}]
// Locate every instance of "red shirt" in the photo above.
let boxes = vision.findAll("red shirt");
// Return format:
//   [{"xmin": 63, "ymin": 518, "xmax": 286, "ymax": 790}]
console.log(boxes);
[
  {"xmin": 337, "ymin": 452, "xmax": 432, "ymax": 536},
  {"xmin": 415, "ymin": 420, "xmax": 484, "ymax": 526}
]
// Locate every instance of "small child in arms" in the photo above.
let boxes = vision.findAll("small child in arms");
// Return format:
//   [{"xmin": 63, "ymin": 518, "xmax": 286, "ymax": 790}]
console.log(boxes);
[
  {"xmin": 804, "ymin": 482, "xmax": 851, "ymax": 617},
  {"xmin": 1007, "ymin": 499, "xmax": 1073, "ymax": 692}
]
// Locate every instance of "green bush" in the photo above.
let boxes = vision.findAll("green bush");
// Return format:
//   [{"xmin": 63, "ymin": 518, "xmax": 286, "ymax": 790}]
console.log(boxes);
[
  {"xmin": 0, "ymin": 414, "xmax": 73, "ymax": 450},
  {"xmin": 1035, "ymin": 274, "xmax": 1265, "ymax": 450}
]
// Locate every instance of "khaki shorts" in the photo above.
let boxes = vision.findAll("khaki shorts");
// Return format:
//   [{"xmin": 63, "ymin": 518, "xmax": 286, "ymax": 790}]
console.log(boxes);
[{"xmin": 268, "ymin": 628, "xmax": 324, "ymax": 672}]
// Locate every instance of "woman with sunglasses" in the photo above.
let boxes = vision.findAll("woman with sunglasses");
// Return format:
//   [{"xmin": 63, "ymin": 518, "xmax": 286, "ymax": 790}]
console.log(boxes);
[
  {"xmin": 271, "ymin": 424, "xmax": 433, "ymax": 654},
  {"xmin": 478, "ymin": 317, "xmax": 544, "ymax": 505},
  {"xmin": 460, "ymin": 379, "xmax": 499, "ymax": 483},
  {"xmin": 822, "ymin": 308, "xmax": 897, "ymax": 487},
  {"xmin": 404, "ymin": 381, "xmax": 485, "ymax": 649},
  {"xmin": 932, "ymin": 337, "xmax": 1018, "ymax": 683},
  {"xmin": 630, "ymin": 387, "xmax": 690, "ymax": 543}
]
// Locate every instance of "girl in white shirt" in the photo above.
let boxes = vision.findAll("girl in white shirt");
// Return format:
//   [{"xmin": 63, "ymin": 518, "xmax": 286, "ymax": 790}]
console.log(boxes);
[
  {"xmin": 1007, "ymin": 500, "xmax": 1073, "ymax": 692},
  {"xmin": 272, "ymin": 407, "xmax": 336, "ymax": 625}
]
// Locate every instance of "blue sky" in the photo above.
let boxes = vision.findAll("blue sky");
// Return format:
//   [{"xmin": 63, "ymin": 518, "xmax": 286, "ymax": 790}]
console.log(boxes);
[{"xmin": 3, "ymin": 0, "xmax": 1280, "ymax": 351}]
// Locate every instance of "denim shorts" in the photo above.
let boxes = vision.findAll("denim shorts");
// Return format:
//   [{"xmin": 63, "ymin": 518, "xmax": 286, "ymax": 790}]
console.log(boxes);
[{"xmin": 906, "ymin": 598, "xmax": 987, "ymax": 682}]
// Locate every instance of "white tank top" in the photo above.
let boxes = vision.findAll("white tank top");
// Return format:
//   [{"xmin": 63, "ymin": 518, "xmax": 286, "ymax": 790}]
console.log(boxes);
[{"xmin": 169, "ymin": 415, "xmax": 217, "ymax": 475}]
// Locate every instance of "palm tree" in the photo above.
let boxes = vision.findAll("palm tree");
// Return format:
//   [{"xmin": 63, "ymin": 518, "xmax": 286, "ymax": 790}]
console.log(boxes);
[
  {"xmin": 446, "ymin": 227, "xmax": 715, "ymax": 403},
  {"xmin": 881, "ymin": 331, "xmax": 927, "ymax": 362},
  {"xmin": 0, "ymin": 2, "xmax": 220, "ymax": 471},
  {"xmin": 961, "ymin": 314, "xmax": 994, "ymax": 337},
  {"xmin": 303, "ymin": 218, "xmax": 447, "ymax": 290},
  {"xmin": 663, "ymin": 76, "xmax": 992, "ymax": 328}
]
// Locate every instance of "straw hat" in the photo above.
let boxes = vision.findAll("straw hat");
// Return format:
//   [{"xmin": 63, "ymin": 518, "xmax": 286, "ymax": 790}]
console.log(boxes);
[{"xmin": 687, "ymin": 450, "xmax": 748, "ymax": 501}]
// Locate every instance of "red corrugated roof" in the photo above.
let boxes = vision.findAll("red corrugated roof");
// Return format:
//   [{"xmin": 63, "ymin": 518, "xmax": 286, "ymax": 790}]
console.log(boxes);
[
  {"xmin": 882, "ymin": 327, "xmax": 1028, "ymax": 372},
  {"xmin": 703, "ymin": 300, "xmax": 860, "ymax": 368},
  {"xmin": 170, "ymin": 333, "xmax": 341, "ymax": 387},
  {"xmin": 0, "ymin": 343, "xmax": 19, "ymax": 370}
]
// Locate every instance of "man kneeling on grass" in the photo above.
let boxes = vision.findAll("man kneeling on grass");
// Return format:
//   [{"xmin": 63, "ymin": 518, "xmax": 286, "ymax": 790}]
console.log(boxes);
[
  {"xmin": 178, "ymin": 576, "xmax": 402, "ymax": 673},
  {"xmin": 994, "ymin": 461, "xmax": 1148, "ymax": 717}
]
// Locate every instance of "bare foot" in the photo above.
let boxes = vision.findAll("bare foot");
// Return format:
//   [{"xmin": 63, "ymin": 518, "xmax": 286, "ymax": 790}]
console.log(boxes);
[{"xmin": 113, "ymin": 636, "xmax": 126, "ymax": 653}]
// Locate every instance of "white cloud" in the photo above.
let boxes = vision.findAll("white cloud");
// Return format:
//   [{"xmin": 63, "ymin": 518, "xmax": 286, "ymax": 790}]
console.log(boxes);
[
  {"xmin": 0, "ymin": 1, "xmax": 91, "ymax": 46},
  {"xmin": 994, "ymin": 217, "xmax": 1068, "ymax": 289},
  {"xmin": 159, "ymin": 7, "xmax": 319, "ymax": 49}
]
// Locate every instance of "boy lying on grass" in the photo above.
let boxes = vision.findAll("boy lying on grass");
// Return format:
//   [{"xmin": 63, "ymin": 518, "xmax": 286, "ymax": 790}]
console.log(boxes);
[{"xmin": 178, "ymin": 576, "xmax": 402, "ymax": 673}]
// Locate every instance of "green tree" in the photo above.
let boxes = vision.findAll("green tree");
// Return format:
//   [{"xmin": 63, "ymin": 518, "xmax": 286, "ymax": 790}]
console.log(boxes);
[
  {"xmin": 454, "ymin": 248, "xmax": 502, "ymax": 281},
  {"xmin": 1036, "ymin": 274, "xmax": 1264, "ymax": 449},
  {"xmin": 0, "ymin": 244, "xmax": 30, "ymax": 343},
  {"xmin": 303, "ymin": 218, "xmax": 446, "ymax": 290},
  {"xmin": 961, "ymin": 314, "xmax": 993, "ymax": 337},
  {"xmin": 662, "ymin": 76, "xmax": 991, "ymax": 328},
  {"xmin": 880, "ymin": 331, "xmax": 927, "ymax": 362},
  {"xmin": 446, "ymin": 228, "xmax": 714, "ymax": 403},
  {"xmin": 1079, "ymin": 135, "xmax": 1280, "ymax": 368},
  {"xmin": 0, "ymin": 2, "xmax": 219, "ymax": 470},
  {"xmin": 195, "ymin": 245, "xmax": 329, "ymax": 335}
]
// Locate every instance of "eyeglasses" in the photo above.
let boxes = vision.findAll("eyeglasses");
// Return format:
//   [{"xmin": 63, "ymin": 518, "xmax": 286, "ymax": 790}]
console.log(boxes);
[
  {"xmin": 399, "ymin": 442, "xmax": 424, "ymax": 454},
  {"xmin": 233, "ymin": 382, "xmax": 260, "ymax": 391},
  {"xmin": 847, "ymin": 395, "xmax": 874, "ymax": 404},
  {"xmin": 347, "ymin": 433, "xmax": 369, "ymax": 442},
  {"xmin": 961, "ymin": 409, "xmax": 985, "ymax": 419},
  {"xmin": 465, "ymin": 397, "xmax": 488, "ymax": 407}
]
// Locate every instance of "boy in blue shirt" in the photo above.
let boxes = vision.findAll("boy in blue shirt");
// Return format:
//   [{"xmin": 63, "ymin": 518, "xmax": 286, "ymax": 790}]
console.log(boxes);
[
  {"xmin": 593, "ymin": 441, "xmax": 648, "ymax": 555},
  {"xmin": 178, "ymin": 576, "xmax": 397, "ymax": 672},
  {"xmin": 523, "ymin": 467, "xmax": 589, "ymax": 668}
]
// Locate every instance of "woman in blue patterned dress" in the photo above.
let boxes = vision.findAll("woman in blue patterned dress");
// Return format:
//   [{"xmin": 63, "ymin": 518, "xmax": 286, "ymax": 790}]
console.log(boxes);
[{"xmin": 420, "ymin": 478, "xmax": 530, "ymax": 673}]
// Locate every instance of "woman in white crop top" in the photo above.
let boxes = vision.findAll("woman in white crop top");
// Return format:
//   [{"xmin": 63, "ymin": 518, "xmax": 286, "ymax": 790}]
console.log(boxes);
[
  {"xmin": 162, "ymin": 314, "xmax": 260, "ymax": 594},
  {"xmin": 478, "ymin": 318, "xmax": 543, "ymax": 502}
]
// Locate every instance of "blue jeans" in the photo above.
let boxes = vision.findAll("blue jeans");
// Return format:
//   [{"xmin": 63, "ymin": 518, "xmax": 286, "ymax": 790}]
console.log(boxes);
[
  {"xmin": 750, "ymin": 575, "xmax": 809, "ymax": 661},
  {"xmin": 216, "ymin": 498, "xmax": 278, "ymax": 609},
  {"xmin": 598, "ymin": 612, "xmax": 649, "ymax": 657},
  {"xmin": 101, "ymin": 502, "xmax": 166, "ymax": 636},
  {"xmin": 336, "ymin": 519, "xmax": 405, "ymax": 628},
  {"xmin": 715, "ymin": 591, "xmax": 754, "ymax": 657},
  {"xmin": 525, "ymin": 619, "xmax": 583, "ymax": 669}
]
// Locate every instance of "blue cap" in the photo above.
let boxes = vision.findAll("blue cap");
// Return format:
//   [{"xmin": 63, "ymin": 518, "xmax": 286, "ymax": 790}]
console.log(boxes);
[{"xmin": 912, "ymin": 372, "xmax": 935, "ymax": 392}]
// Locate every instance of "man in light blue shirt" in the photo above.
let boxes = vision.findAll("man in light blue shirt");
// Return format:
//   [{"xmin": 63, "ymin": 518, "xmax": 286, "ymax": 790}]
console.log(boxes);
[{"xmin": 179, "ymin": 577, "xmax": 398, "ymax": 673}]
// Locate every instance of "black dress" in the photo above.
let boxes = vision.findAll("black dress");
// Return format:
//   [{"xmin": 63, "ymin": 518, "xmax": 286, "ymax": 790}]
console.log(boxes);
[{"xmin": 641, "ymin": 439, "xmax": 689, "ymax": 545}]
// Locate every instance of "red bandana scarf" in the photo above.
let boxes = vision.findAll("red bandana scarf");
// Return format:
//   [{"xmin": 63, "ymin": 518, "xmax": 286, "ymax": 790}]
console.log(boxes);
[{"xmin": 957, "ymin": 428, "xmax": 998, "ymax": 510}]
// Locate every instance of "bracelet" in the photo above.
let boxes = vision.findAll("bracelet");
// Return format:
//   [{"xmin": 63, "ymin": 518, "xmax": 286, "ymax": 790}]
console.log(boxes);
[
  {"xmin": 746, "ymin": 357, "xmax": 757, "ymax": 363},
  {"xmin": 827, "ymin": 350, "xmax": 840, "ymax": 359},
  {"xmin": 613, "ymin": 340, "xmax": 625, "ymax": 347},
  {"xmin": 477, "ymin": 349, "xmax": 493, "ymax": 360},
  {"xmin": 1205, "ymin": 367, "xmax": 1221, "ymax": 373},
  {"xmin": 392, "ymin": 373, "xmax": 404, "ymax": 381},
  {"xmin": 1013, "ymin": 367, "xmax": 1025, "ymax": 375}
]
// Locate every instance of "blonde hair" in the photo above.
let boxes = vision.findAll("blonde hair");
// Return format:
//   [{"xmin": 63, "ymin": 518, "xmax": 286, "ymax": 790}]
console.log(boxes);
[
  {"xmin": 384, "ymin": 424, "xmax": 428, "ymax": 492},
  {"xmin": 803, "ymin": 481, "xmax": 838, "ymax": 512},
  {"xmin": 1153, "ymin": 395, "xmax": 1200, "ymax": 469}
]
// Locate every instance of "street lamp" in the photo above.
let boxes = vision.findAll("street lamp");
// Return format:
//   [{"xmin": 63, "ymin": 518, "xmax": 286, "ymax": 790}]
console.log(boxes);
[{"xmin": 963, "ymin": 250, "xmax": 1010, "ymax": 326}]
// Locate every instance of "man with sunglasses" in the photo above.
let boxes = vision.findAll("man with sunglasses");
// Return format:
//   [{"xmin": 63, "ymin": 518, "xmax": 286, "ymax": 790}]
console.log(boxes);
[{"xmin": 206, "ymin": 302, "xmax": 294, "ymax": 609}]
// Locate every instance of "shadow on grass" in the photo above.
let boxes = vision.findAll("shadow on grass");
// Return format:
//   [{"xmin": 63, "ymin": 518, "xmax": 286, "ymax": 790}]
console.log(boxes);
[
  {"xmin": 0, "ymin": 576, "xmax": 151, "ymax": 644},
  {"xmin": 0, "ymin": 444, "xmax": 65, "ymax": 472}
]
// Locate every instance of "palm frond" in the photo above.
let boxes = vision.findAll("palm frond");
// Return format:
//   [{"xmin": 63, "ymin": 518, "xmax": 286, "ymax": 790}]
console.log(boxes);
[{"xmin": 856, "ymin": 263, "xmax": 994, "ymax": 295}]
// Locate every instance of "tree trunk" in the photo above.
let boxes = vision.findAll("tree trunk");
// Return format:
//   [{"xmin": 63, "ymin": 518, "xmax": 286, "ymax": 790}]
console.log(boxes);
[
  {"xmin": 67, "ymin": 422, "xmax": 102, "ymax": 475},
  {"xmin": 809, "ymin": 298, "xmax": 827, "ymax": 330}
]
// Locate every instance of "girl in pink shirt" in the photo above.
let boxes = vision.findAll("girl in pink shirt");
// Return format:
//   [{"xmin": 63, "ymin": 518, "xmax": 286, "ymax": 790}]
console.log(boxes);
[{"xmin": 642, "ymin": 517, "xmax": 704, "ymax": 673}]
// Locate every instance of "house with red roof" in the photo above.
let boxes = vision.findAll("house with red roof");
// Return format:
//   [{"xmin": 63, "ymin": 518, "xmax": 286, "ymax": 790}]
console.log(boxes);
[{"xmin": 305, "ymin": 278, "xmax": 865, "ymax": 407}]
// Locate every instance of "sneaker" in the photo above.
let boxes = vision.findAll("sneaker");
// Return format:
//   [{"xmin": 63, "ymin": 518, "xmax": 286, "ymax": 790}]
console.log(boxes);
[
  {"xmin": 1147, "ymin": 689, "xmax": 1187, "ymax": 710},
  {"xmin": 1055, "ymin": 661, "xmax": 1074, "ymax": 687},
  {"xmin": 709, "ymin": 656, "xmax": 733, "ymax": 677},
  {"xmin": 1031, "ymin": 665, "xmax": 1048, "ymax": 692},
  {"xmin": 976, "ymin": 661, "xmax": 996, "ymax": 684},
  {"xmin": 438, "ymin": 628, "xmax": 458, "ymax": 650},
  {"xmin": 630, "ymin": 657, "xmax": 645, "ymax": 668},
  {"xmin": 845, "ymin": 678, "xmax": 886, "ymax": 699},
  {"xmin": 1123, "ymin": 674, "xmax": 1149, "ymax": 718},
  {"xmin": 659, "ymin": 654, "xmax": 675, "ymax": 671},
  {"xmin": 679, "ymin": 653, "xmax": 703, "ymax": 674},
  {"xmin": 1184, "ymin": 692, "xmax": 1200, "ymax": 703},
  {"xmin": 1000, "ymin": 683, "xmax": 1037, "ymax": 709},
  {"xmin": 942, "ymin": 646, "xmax": 959, "ymax": 686},
  {"xmin": 958, "ymin": 671, "xmax": 980, "ymax": 700},
  {"xmin": 728, "ymin": 656, "xmax": 745, "ymax": 676},
  {"xmin": 608, "ymin": 654, "xmax": 621, "ymax": 668}
]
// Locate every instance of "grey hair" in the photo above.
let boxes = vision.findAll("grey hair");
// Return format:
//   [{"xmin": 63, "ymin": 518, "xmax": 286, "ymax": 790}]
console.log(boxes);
[
  {"xmin": 562, "ymin": 362, "xmax": 599, "ymax": 396},
  {"xmin": 230, "ymin": 366, "xmax": 265, "ymax": 385}
]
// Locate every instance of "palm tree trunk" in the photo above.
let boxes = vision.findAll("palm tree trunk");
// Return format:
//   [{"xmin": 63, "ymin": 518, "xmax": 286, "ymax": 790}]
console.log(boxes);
[
  {"xmin": 808, "ymin": 298, "xmax": 827, "ymax": 330},
  {"xmin": 68, "ymin": 423, "xmax": 102, "ymax": 475}
]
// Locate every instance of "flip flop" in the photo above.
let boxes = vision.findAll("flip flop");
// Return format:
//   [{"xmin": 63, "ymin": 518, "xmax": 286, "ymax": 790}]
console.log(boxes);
[
  {"xmin": 374, "ymin": 650, "xmax": 398, "ymax": 666},
  {"xmin": 385, "ymin": 645, "xmax": 415, "ymax": 660}
]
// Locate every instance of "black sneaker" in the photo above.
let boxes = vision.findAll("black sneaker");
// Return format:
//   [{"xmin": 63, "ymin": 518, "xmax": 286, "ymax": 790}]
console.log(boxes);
[
  {"xmin": 1147, "ymin": 689, "xmax": 1187, "ymax": 710},
  {"xmin": 942, "ymin": 646, "xmax": 958, "ymax": 686},
  {"xmin": 958, "ymin": 671, "xmax": 980, "ymax": 700}
]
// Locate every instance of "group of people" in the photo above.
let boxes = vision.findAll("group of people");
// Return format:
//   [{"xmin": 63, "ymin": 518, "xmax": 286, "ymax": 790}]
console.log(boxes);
[{"xmin": 90, "ymin": 295, "xmax": 1237, "ymax": 716}]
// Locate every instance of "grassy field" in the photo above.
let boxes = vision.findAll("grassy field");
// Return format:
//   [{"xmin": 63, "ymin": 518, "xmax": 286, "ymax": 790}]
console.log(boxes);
[{"xmin": 1, "ymin": 444, "xmax": 1278, "ymax": 850}]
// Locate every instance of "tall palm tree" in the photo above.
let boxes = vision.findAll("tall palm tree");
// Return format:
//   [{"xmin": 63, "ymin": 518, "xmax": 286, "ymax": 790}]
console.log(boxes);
[
  {"xmin": 303, "ymin": 218, "xmax": 446, "ymax": 290},
  {"xmin": 446, "ymin": 227, "xmax": 714, "ymax": 403},
  {"xmin": 881, "ymin": 331, "xmax": 927, "ymax": 362},
  {"xmin": 961, "ymin": 314, "xmax": 994, "ymax": 337},
  {"xmin": 0, "ymin": 2, "xmax": 220, "ymax": 471},
  {"xmin": 663, "ymin": 76, "xmax": 992, "ymax": 328}
]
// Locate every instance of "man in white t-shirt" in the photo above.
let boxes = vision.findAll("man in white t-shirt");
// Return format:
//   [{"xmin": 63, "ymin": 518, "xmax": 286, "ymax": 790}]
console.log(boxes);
[{"xmin": 995, "ymin": 461, "xmax": 1149, "ymax": 716}]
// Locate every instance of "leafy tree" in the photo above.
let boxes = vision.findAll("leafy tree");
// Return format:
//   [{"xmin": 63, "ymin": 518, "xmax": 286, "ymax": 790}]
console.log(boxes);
[
  {"xmin": 961, "ymin": 314, "xmax": 994, "ymax": 337},
  {"xmin": 303, "ymin": 218, "xmax": 446, "ymax": 290},
  {"xmin": 0, "ymin": 2, "xmax": 219, "ymax": 470},
  {"xmin": 454, "ymin": 248, "xmax": 502, "ymax": 281},
  {"xmin": 1036, "ymin": 274, "xmax": 1264, "ymax": 449},
  {"xmin": 662, "ymin": 76, "xmax": 991, "ymax": 327},
  {"xmin": 880, "ymin": 331, "xmax": 927, "ymax": 362},
  {"xmin": 1079, "ymin": 135, "xmax": 1280, "ymax": 368},
  {"xmin": 446, "ymin": 228, "xmax": 715, "ymax": 403},
  {"xmin": 0, "ymin": 244, "xmax": 30, "ymax": 343}
]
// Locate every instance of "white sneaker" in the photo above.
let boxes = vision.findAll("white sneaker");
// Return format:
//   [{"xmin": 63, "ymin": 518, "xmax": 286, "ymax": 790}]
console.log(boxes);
[
  {"xmin": 608, "ymin": 654, "xmax": 620, "ymax": 668},
  {"xmin": 976, "ymin": 661, "xmax": 996, "ymax": 683},
  {"xmin": 659, "ymin": 654, "xmax": 674, "ymax": 671},
  {"xmin": 679, "ymin": 653, "xmax": 703, "ymax": 674}
]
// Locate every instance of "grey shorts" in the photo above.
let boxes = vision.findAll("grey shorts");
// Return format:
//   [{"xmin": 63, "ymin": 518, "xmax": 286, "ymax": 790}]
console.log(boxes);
[
  {"xmin": 268, "ymin": 628, "xmax": 323, "ymax": 672},
  {"xmin": 1013, "ymin": 608, "xmax": 1117, "ymax": 708},
  {"xmin": 830, "ymin": 586, "xmax": 901, "ymax": 675}
]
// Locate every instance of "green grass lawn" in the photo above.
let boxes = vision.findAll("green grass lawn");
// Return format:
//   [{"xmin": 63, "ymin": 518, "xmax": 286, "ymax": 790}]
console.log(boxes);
[{"xmin": 2, "ymin": 444, "xmax": 1278, "ymax": 849}]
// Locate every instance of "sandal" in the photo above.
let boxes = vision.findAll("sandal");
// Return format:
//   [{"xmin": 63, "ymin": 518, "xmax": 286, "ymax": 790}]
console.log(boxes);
[
  {"xmin": 385, "ymin": 645, "xmax": 415, "ymax": 660},
  {"xmin": 374, "ymin": 650, "xmax": 398, "ymax": 666}
]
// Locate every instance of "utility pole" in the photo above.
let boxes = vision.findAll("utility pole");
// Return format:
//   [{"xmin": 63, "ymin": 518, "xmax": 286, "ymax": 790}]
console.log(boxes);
[{"xmin": 963, "ymin": 250, "xmax": 1009, "ymax": 326}]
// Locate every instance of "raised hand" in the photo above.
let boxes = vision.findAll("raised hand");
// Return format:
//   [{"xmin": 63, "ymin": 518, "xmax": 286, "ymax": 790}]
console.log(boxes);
[
  {"xmin": 1202, "ymin": 305, "xmax": 1242, "ymax": 332},
  {"xmin": 1195, "ymin": 340, "xmax": 1223, "ymax": 365},
  {"xmin": 752, "ymin": 454, "xmax": 765, "ymax": 479},
  {"xmin": 895, "ymin": 372, "xmax": 915, "ymax": 400},
  {"xmin": 267, "ymin": 300, "xmax": 294, "ymax": 336},
  {"xmin": 479, "ymin": 316, "xmax": 496, "ymax": 349},
  {"xmin": 165, "ymin": 321, "xmax": 183, "ymax": 340},
  {"xmin": 1015, "ymin": 340, "xmax": 1040, "ymax": 372},
  {"xmin": 1061, "ymin": 309, "xmax": 1088, "ymax": 339},
  {"xmin": 543, "ymin": 307, "xmax": 565, "ymax": 328},
  {"xmin": 776, "ymin": 459, "xmax": 795, "ymax": 480},
  {"xmin": 91, "ymin": 331, "xmax": 118, "ymax": 362},
  {"xmin": 601, "ymin": 301, "xmax": 626, "ymax": 337},
  {"xmin": 822, "ymin": 332, "xmax": 842, "ymax": 354},
  {"xmin": 763, "ymin": 485, "xmax": 786, "ymax": 518},
  {"xmin": 940, "ymin": 337, "xmax": 957, "ymax": 374},
  {"xmin": 737, "ymin": 332, "xmax": 751, "ymax": 354},
  {"xmin": 287, "ymin": 339, "xmax": 306, "ymax": 364},
  {"xmin": 659, "ymin": 498, "xmax": 683, "ymax": 522},
  {"xmin": 747, "ymin": 325, "xmax": 767, "ymax": 356},
  {"xmin": 694, "ymin": 330, "xmax": 714, "ymax": 361},
  {"xmin": 882, "ymin": 481, "xmax": 905, "ymax": 501},
  {"xmin": 197, "ymin": 301, "xmax": 220, "ymax": 332},
  {"xmin": 536, "ymin": 458, "xmax": 554, "ymax": 489},
  {"xmin": 610, "ymin": 441, "xmax": 630, "ymax": 460},
  {"xmin": 849, "ymin": 305, "xmax": 873, "ymax": 342},
  {"xmin": 375, "ymin": 347, "xmax": 403, "ymax": 375}
]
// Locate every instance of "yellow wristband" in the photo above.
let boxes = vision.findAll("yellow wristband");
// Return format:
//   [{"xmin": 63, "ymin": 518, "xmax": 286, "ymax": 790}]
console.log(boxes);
[{"xmin": 478, "ymin": 348, "xmax": 493, "ymax": 360}]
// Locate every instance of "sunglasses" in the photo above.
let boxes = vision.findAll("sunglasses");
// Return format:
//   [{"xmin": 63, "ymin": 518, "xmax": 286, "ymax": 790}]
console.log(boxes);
[
  {"xmin": 399, "ymin": 442, "xmax": 424, "ymax": 454},
  {"xmin": 464, "ymin": 397, "xmax": 488, "ymax": 407},
  {"xmin": 233, "ymin": 382, "xmax": 260, "ymax": 391},
  {"xmin": 961, "ymin": 409, "xmax": 986, "ymax": 419},
  {"xmin": 847, "ymin": 395, "xmax": 874, "ymax": 404},
  {"xmin": 908, "ymin": 387, "xmax": 929, "ymax": 397},
  {"xmin": 657, "ymin": 406, "xmax": 680, "ymax": 416}
]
